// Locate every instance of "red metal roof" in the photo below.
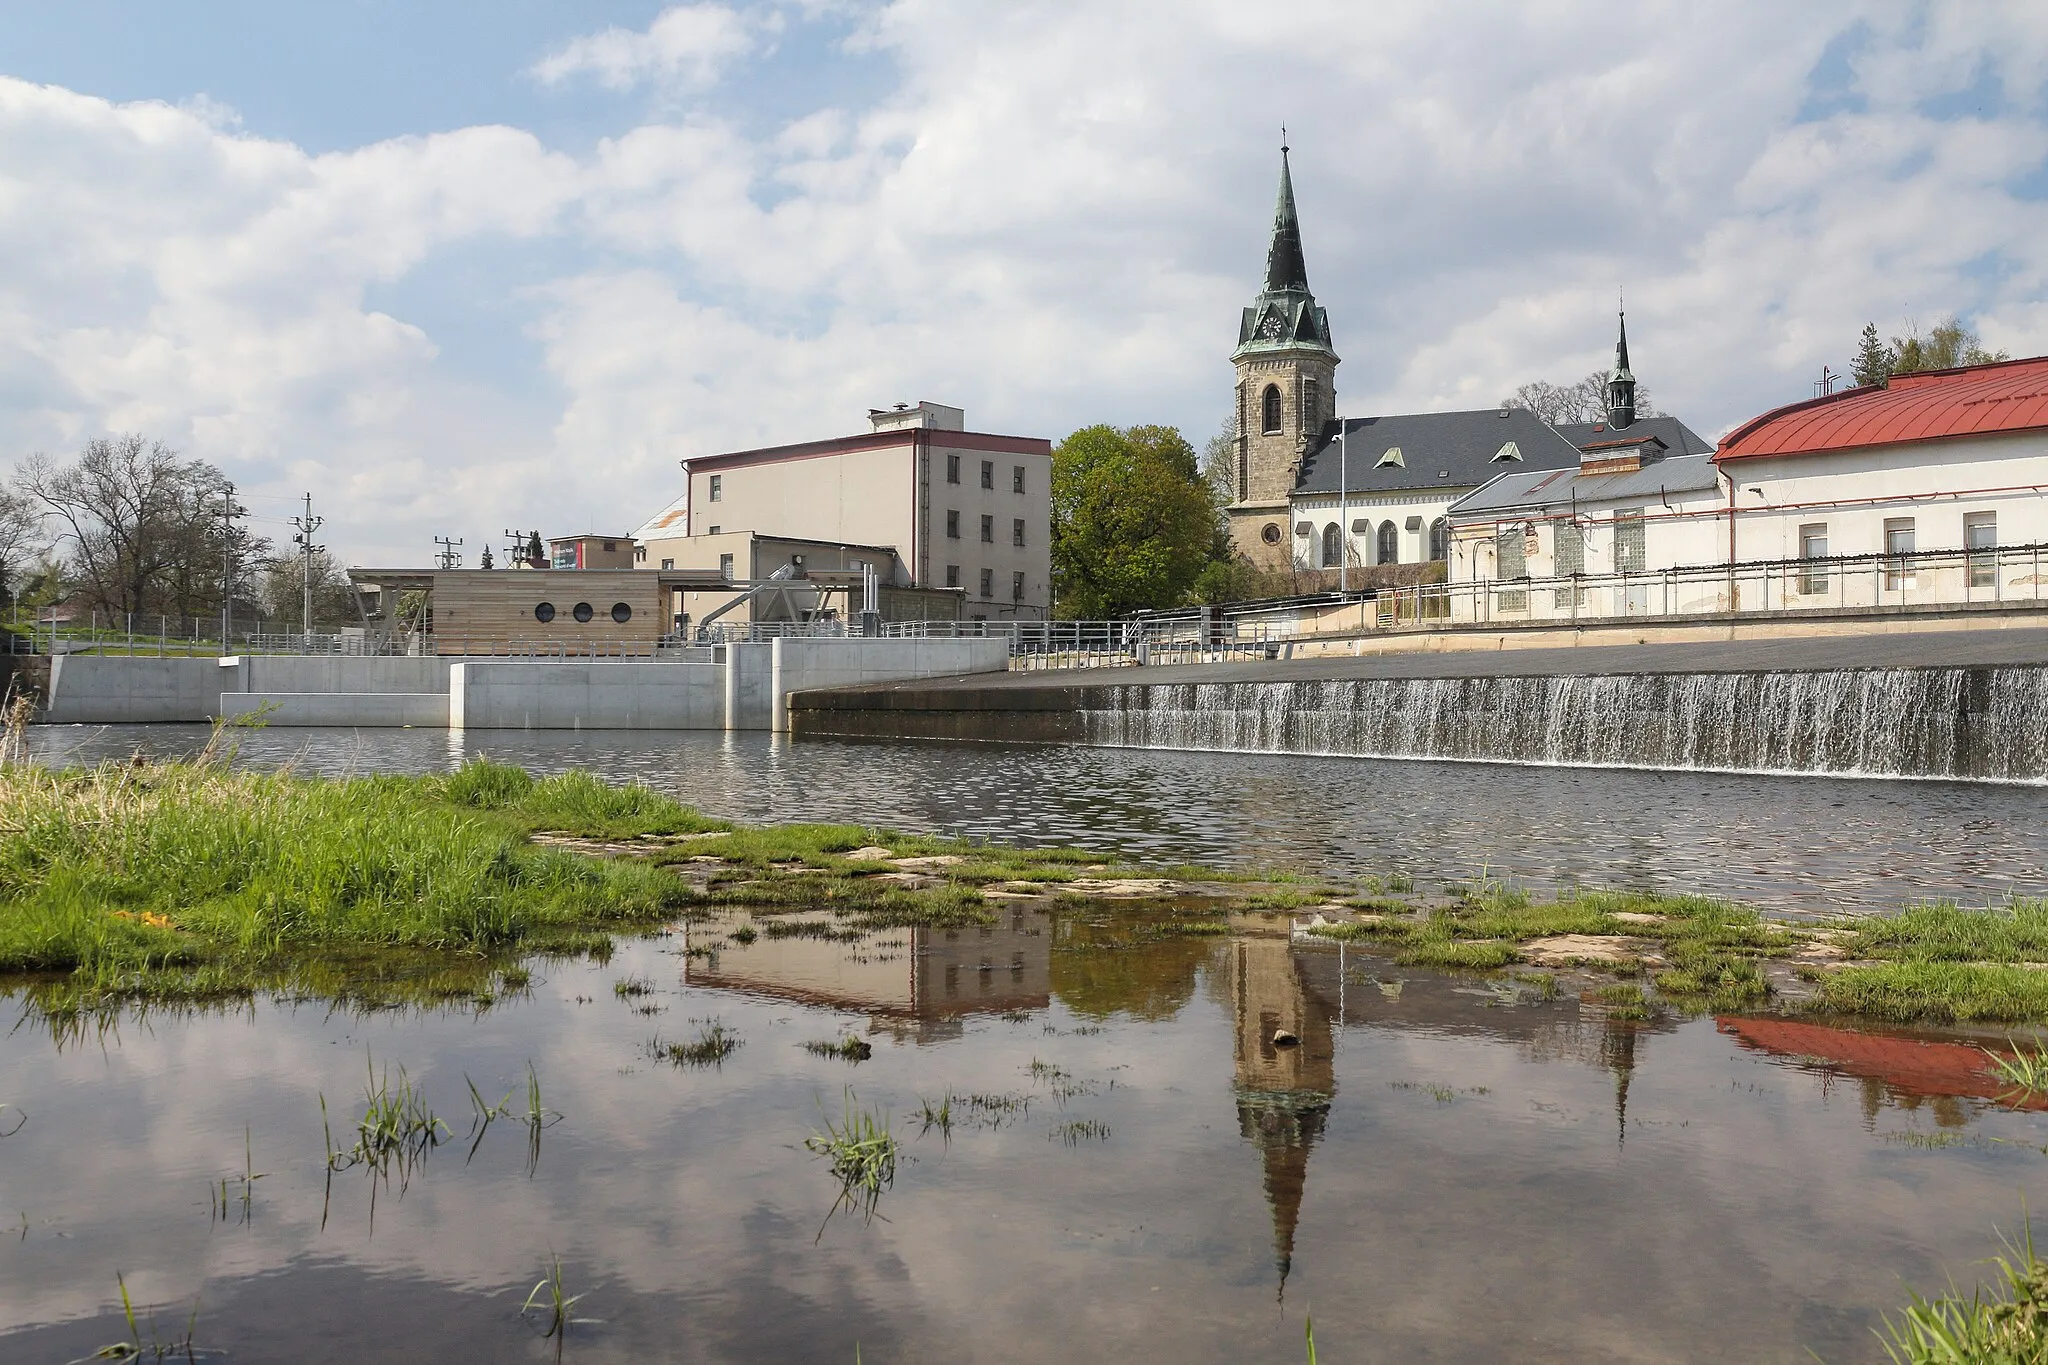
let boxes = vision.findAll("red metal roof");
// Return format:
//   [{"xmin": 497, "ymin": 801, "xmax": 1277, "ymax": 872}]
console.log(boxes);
[{"xmin": 1717, "ymin": 354, "xmax": 2048, "ymax": 463}]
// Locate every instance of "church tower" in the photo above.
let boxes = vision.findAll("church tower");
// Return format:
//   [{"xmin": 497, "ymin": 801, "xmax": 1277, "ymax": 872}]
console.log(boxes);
[{"xmin": 1229, "ymin": 144, "xmax": 1340, "ymax": 569}]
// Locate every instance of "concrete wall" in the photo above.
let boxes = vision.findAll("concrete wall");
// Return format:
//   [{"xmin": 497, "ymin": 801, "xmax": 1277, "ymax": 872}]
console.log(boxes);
[
  {"xmin": 44, "ymin": 655, "xmax": 224, "ymax": 723},
  {"xmin": 220, "ymin": 692, "xmax": 449, "ymax": 727},
  {"xmin": 769, "ymin": 637, "xmax": 1010, "ymax": 732},
  {"xmin": 724, "ymin": 643, "xmax": 773, "ymax": 731},
  {"xmin": 235, "ymin": 656, "xmax": 453, "ymax": 694},
  {"xmin": 450, "ymin": 660, "xmax": 726, "ymax": 730}
]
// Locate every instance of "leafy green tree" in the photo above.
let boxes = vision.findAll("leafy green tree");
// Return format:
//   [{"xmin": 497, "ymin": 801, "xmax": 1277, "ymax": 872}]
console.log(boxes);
[
  {"xmin": 1050, "ymin": 424, "xmax": 1215, "ymax": 618},
  {"xmin": 1888, "ymin": 316, "xmax": 2007, "ymax": 377}
]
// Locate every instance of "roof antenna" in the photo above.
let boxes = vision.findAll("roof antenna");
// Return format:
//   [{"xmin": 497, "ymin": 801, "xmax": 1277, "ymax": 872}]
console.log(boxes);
[{"xmin": 1280, "ymin": 124, "xmax": 1288, "ymax": 154}]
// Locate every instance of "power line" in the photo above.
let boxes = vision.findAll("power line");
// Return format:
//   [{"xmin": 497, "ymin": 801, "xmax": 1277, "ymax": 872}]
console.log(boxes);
[{"xmin": 434, "ymin": 535, "xmax": 464, "ymax": 570}]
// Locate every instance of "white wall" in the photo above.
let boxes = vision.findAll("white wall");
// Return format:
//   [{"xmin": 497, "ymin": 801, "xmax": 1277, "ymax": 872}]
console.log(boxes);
[
  {"xmin": 44, "ymin": 656, "xmax": 224, "ymax": 723},
  {"xmin": 1290, "ymin": 491, "xmax": 1455, "ymax": 570},
  {"xmin": 768, "ymin": 637, "xmax": 1011, "ymax": 733},
  {"xmin": 220, "ymin": 693, "xmax": 448, "ymax": 727},
  {"xmin": 691, "ymin": 444, "xmax": 918, "ymax": 565},
  {"xmin": 449, "ymin": 661, "xmax": 727, "ymax": 730}
]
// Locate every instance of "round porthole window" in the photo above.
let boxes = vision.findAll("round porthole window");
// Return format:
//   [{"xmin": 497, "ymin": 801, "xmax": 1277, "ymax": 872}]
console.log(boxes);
[
  {"xmin": 610, "ymin": 602, "xmax": 633, "ymax": 623},
  {"xmin": 1261, "ymin": 523, "xmax": 1283, "ymax": 545},
  {"xmin": 534, "ymin": 602, "xmax": 556, "ymax": 623},
  {"xmin": 572, "ymin": 602, "xmax": 594, "ymax": 624}
]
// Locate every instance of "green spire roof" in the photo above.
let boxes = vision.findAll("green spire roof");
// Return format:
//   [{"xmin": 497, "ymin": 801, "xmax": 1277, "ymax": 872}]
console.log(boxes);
[
  {"xmin": 1235, "ymin": 145, "xmax": 1336, "ymax": 359},
  {"xmin": 1611, "ymin": 311, "xmax": 1635, "ymax": 384},
  {"xmin": 1264, "ymin": 147, "xmax": 1311, "ymax": 293}
]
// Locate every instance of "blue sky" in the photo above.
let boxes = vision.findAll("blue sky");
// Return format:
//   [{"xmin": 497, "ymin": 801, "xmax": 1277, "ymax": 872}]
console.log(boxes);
[{"xmin": 2, "ymin": 2, "xmax": 2045, "ymax": 565}]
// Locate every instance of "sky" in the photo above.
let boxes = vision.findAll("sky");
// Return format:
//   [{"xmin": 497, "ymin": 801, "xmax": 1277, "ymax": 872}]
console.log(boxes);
[{"xmin": 2, "ymin": 1, "xmax": 2045, "ymax": 566}]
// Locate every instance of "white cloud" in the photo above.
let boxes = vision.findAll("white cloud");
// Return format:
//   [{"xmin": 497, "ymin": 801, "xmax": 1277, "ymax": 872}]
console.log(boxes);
[
  {"xmin": 5, "ymin": 3, "xmax": 2048, "ymax": 566},
  {"xmin": 530, "ymin": 4, "xmax": 760, "ymax": 92}
]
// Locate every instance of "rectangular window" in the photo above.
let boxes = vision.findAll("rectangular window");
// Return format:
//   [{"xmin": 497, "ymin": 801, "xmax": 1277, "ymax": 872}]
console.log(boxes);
[
  {"xmin": 1237, "ymin": 436, "xmax": 1248, "ymax": 502},
  {"xmin": 946, "ymin": 510, "xmax": 960, "ymax": 539},
  {"xmin": 708, "ymin": 474, "xmax": 722, "ymax": 502},
  {"xmin": 1013, "ymin": 465, "xmax": 1025, "ymax": 494},
  {"xmin": 946, "ymin": 454, "xmax": 960, "ymax": 484},
  {"xmin": 1799, "ymin": 522, "xmax": 1829, "ymax": 594},
  {"xmin": 1552, "ymin": 520, "xmax": 1585, "ymax": 609},
  {"xmin": 718, "ymin": 553, "xmax": 734, "ymax": 581},
  {"xmin": 1884, "ymin": 516, "xmax": 1916, "ymax": 590},
  {"xmin": 707, "ymin": 525, "xmax": 720, "ymax": 535},
  {"xmin": 1613, "ymin": 510, "xmax": 1647, "ymax": 574},
  {"xmin": 1300, "ymin": 377, "xmax": 1319, "ymax": 433},
  {"xmin": 1966, "ymin": 511, "xmax": 1997, "ymax": 588},
  {"xmin": 945, "ymin": 564, "xmax": 960, "ymax": 588},
  {"xmin": 1012, "ymin": 518, "xmax": 1026, "ymax": 547},
  {"xmin": 602, "ymin": 540, "xmax": 615, "ymax": 552},
  {"xmin": 980, "ymin": 459, "xmax": 994, "ymax": 489},
  {"xmin": 660, "ymin": 558, "xmax": 674, "ymax": 571},
  {"xmin": 1012, "ymin": 570, "xmax": 1025, "ymax": 601},
  {"xmin": 1494, "ymin": 525, "xmax": 1527, "ymax": 612},
  {"xmin": 979, "ymin": 567, "xmax": 994, "ymax": 598},
  {"xmin": 980, "ymin": 514, "xmax": 994, "ymax": 543}
]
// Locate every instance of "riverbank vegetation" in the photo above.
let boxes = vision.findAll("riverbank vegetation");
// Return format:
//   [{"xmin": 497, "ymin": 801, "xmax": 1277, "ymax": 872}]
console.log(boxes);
[{"xmin": 6, "ymin": 750, "xmax": 2048, "ymax": 1029}]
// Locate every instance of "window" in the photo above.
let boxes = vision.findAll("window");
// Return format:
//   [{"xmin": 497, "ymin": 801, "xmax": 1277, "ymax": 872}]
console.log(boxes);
[
  {"xmin": 660, "ymin": 558, "xmax": 674, "ymax": 571},
  {"xmin": 1554, "ymin": 520, "xmax": 1585, "ymax": 608},
  {"xmin": 610, "ymin": 602, "xmax": 632, "ymax": 623},
  {"xmin": 602, "ymin": 540, "xmax": 616, "ymax": 552},
  {"xmin": 1492, "ymin": 441, "xmax": 1523, "ymax": 462},
  {"xmin": 945, "ymin": 564, "xmax": 960, "ymax": 588},
  {"xmin": 1884, "ymin": 516, "xmax": 1916, "ymax": 590},
  {"xmin": 719, "ymin": 553, "xmax": 734, "ymax": 580},
  {"xmin": 1428, "ymin": 518, "xmax": 1449, "ymax": 561},
  {"xmin": 946, "ymin": 454, "xmax": 961, "ymax": 484},
  {"xmin": 1966, "ymin": 512, "xmax": 1997, "ymax": 589},
  {"xmin": 946, "ymin": 510, "xmax": 960, "ymax": 538},
  {"xmin": 1321, "ymin": 522, "xmax": 1343, "ymax": 568},
  {"xmin": 1261, "ymin": 384, "xmax": 1283, "ymax": 435},
  {"xmin": 572, "ymin": 602, "xmax": 594, "ymax": 624},
  {"xmin": 1236, "ymin": 380, "xmax": 1247, "ymax": 439},
  {"xmin": 980, "ymin": 459, "xmax": 994, "ymax": 489},
  {"xmin": 980, "ymin": 514, "xmax": 994, "ymax": 543},
  {"xmin": 1013, "ymin": 465, "xmax": 1025, "ymax": 494},
  {"xmin": 1012, "ymin": 518, "xmax": 1026, "ymax": 547},
  {"xmin": 1261, "ymin": 522, "xmax": 1282, "ymax": 545},
  {"xmin": 1236, "ymin": 437, "xmax": 1248, "ymax": 501},
  {"xmin": 1495, "ymin": 526, "xmax": 1528, "ymax": 611},
  {"xmin": 534, "ymin": 602, "xmax": 556, "ymax": 623},
  {"xmin": 1377, "ymin": 521, "xmax": 1398, "ymax": 565},
  {"xmin": 1375, "ymin": 446, "xmax": 1404, "ymax": 468},
  {"xmin": 1012, "ymin": 570, "xmax": 1025, "ymax": 601},
  {"xmin": 1300, "ymin": 377, "xmax": 1319, "ymax": 432},
  {"xmin": 1798, "ymin": 523, "xmax": 1829, "ymax": 594},
  {"xmin": 635, "ymin": 545, "xmax": 646, "ymax": 563},
  {"xmin": 708, "ymin": 474, "xmax": 722, "ymax": 502},
  {"xmin": 979, "ymin": 567, "xmax": 994, "ymax": 598},
  {"xmin": 1613, "ymin": 510, "xmax": 1647, "ymax": 574},
  {"xmin": 707, "ymin": 525, "xmax": 720, "ymax": 535}
]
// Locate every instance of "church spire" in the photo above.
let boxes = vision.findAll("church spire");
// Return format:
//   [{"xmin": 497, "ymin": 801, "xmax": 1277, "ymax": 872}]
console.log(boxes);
[
  {"xmin": 1606, "ymin": 311, "xmax": 1638, "ymax": 429},
  {"xmin": 1264, "ymin": 144, "xmax": 1312, "ymax": 294}
]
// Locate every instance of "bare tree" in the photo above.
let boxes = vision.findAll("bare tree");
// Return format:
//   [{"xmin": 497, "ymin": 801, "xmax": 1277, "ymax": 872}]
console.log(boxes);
[
  {"xmin": 257, "ymin": 547, "xmax": 358, "ymax": 628},
  {"xmin": 0, "ymin": 486, "xmax": 44, "ymax": 605},
  {"xmin": 1502, "ymin": 372, "xmax": 1658, "ymax": 425},
  {"xmin": 17, "ymin": 435, "xmax": 267, "ymax": 619}
]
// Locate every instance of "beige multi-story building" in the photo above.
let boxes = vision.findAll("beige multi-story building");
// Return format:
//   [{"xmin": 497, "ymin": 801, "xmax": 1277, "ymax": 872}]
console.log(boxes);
[{"xmin": 636, "ymin": 402, "xmax": 1054, "ymax": 621}]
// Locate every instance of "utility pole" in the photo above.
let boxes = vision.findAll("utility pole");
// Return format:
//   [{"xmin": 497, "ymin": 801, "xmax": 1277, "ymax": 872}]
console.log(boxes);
[
  {"xmin": 503, "ymin": 529, "xmax": 532, "ymax": 568},
  {"xmin": 434, "ymin": 536, "xmax": 465, "ymax": 570},
  {"xmin": 220, "ymin": 482, "xmax": 241, "ymax": 658},
  {"xmin": 291, "ymin": 493, "xmax": 325, "ymax": 640}
]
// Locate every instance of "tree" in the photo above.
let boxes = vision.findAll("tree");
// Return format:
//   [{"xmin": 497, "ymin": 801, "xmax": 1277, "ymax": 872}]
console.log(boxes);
[
  {"xmin": 1050, "ymin": 424, "xmax": 1215, "ymax": 619},
  {"xmin": 257, "ymin": 546, "xmax": 359, "ymax": 629},
  {"xmin": 0, "ymin": 487, "xmax": 43, "ymax": 606},
  {"xmin": 1851, "ymin": 322, "xmax": 1893, "ymax": 388},
  {"xmin": 16, "ymin": 435, "xmax": 267, "ymax": 620},
  {"xmin": 1198, "ymin": 421, "xmax": 1237, "ymax": 509},
  {"xmin": 1501, "ymin": 372, "xmax": 1658, "ymax": 425},
  {"xmin": 1888, "ymin": 316, "xmax": 2007, "ymax": 377}
]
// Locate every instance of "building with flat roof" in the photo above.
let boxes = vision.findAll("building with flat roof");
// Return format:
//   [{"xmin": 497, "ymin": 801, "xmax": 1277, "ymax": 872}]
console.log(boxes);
[{"xmin": 637, "ymin": 402, "xmax": 1054, "ymax": 621}]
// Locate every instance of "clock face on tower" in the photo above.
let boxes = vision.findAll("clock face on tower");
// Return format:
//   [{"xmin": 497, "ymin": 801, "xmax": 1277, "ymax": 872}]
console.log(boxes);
[{"xmin": 1258, "ymin": 310, "xmax": 1285, "ymax": 341}]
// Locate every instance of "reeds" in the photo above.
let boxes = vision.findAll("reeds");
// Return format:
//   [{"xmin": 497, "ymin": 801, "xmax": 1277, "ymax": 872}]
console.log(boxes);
[
  {"xmin": 70, "ymin": 1272, "xmax": 200, "ymax": 1363},
  {"xmin": 209, "ymin": 1126, "xmax": 267, "ymax": 1225},
  {"xmin": 1986, "ymin": 1039, "xmax": 2048, "ymax": 1105},
  {"xmin": 802, "ymin": 1036, "xmax": 873, "ymax": 1063},
  {"xmin": 652, "ymin": 1022, "xmax": 741, "ymax": 1068},
  {"xmin": 1878, "ymin": 1215, "xmax": 2048, "ymax": 1362},
  {"xmin": 520, "ymin": 1252, "xmax": 588, "ymax": 1342}
]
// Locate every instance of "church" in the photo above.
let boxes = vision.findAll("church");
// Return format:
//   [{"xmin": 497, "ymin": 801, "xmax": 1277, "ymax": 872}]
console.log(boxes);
[{"xmin": 1226, "ymin": 148, "xmax": 1711, "ymax": 579}]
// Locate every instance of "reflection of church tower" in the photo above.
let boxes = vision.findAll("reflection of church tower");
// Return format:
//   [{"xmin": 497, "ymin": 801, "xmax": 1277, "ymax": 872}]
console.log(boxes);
[
  {"xmin": 1227, "ymin": 936, "xmax": 1337, "ymax": 1298},
  {"xmin": 1599, "ymin": 1013, "xmax": 1638, "ymax": 1151},
  {"xmin": 1227, "ymin": 144, "xmax": 1340, "ymax": 571}
]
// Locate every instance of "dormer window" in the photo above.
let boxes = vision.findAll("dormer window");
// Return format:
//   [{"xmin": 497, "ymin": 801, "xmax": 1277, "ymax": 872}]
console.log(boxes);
[
  {"xmin": 1261, "ymin": 385, "xmax": 1283, "ymax": 435},
  {"xmin": 1375, "ymin": 446, "xmax": 1404, "ymax": 468},
  {"xmin": 1492, "ymin": 441, "xmax": 1523, "ymax": 462}
]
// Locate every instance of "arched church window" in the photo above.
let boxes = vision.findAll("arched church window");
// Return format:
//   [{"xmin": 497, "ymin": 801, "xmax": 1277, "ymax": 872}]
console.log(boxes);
[
  {"xmin": 1321, "ymin": 522, "xmax": 1342, "ymax": 568},
  {"xmin": 1377, "ymin": 521, "xmax": 1399, "ymax": 565},
  {"xmin": 1428, "ymin": 518, "xmax": 1450, "ymax": 562},
  {"xmin": 1261, "ymin": 385, "xmax": 1283, "ymax": 436}
]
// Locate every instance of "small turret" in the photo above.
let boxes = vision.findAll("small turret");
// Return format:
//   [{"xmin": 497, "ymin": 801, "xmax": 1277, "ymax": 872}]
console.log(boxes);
[{"xmin": 1607, "ymin": 312, "xmax": 1637, "ymax": 430}]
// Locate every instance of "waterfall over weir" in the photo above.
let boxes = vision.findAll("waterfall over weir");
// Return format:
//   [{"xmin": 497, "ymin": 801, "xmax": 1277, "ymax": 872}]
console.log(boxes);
[{"xmin": 1078, "ymin": 666, "xmax": 2048, "ymax": 782}]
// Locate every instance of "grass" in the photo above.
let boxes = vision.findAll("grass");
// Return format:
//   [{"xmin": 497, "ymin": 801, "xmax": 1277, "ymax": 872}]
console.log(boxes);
[
  {"xmin": 1818, "ymin": 963, "xmax": 2048, "ymax": 1025},
  {"xmin": 79, "ymin": 1271, "xmax": 201, "ymax": 1363},
  {"xmin": 1878, "ymin": 1216, "xmax": 2048, "ymax": 1363},
  {"xmin": 520, "ymin": 1252, "xmax": 586, "ymax": 1342},
  {"xmin": 326, "ymin": 1054, "xmax": 449, "ymax": 1192},
  {"xmin": 805, "ymin": 1089, "xmax": 900, "ymax": 1231},
  {"xmin": 802, "ymin": 1036, "xmax": 874, "ymax": 1062},
  {"xmin": 1988, "ymin": 1041, "xmax": 2048, "ymax": 1105},
  {"xmin": 653, "ymin": 1023, "xmax": 741, "ymax": 1068}
]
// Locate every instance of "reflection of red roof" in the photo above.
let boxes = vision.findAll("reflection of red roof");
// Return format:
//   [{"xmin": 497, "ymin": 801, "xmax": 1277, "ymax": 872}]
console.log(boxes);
[
  {"xmin": 1717, "ymin": 355, "xmax": 2048, "ymax": 462},
  {"xmin": 1718, "ymin": 1016, "xmax": 2043, "ymax": 1110}
]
